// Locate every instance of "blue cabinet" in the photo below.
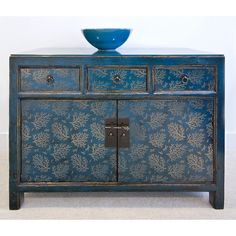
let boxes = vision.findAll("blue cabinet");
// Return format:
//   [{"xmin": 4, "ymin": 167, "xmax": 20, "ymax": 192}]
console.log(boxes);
[{"xmin": 9, "ymin": 49, "xmax": 224, "ymax": 209}]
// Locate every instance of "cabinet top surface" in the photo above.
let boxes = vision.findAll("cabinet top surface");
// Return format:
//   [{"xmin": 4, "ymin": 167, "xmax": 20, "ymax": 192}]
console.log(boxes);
[{"xmin": 11, "ymin": 47, "xmax": 224, "ymax": 57}]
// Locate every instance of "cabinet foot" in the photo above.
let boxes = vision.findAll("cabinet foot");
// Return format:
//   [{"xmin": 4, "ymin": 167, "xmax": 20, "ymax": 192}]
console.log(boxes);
[
  {"xmin": 9, "ymin": 192, "xmax": 24, "ymax": 210},
  {"xmin": 209, "ymin": 191, "xmax": 224, "ymax": 209}
]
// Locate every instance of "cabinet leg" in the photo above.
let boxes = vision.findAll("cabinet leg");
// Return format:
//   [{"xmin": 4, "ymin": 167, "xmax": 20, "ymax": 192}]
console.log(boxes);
[
  {"xmin": 209, "ymin": 191, "xmax": 224, "ymax": 209},
  {"xmin": 9, "ymin": 192, "xmax": 24, "ymax": 210}
]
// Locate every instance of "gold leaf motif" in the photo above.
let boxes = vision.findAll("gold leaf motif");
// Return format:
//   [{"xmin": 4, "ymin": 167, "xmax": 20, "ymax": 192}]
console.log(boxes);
[
  {"xmin": 167, "ymin": 144, "xmax": 186, "ymax": 160},
  {"xmin": 168, "ymin": 164, "xmax": 185, "ymax": 179},
  {"xmin": 71, "ymin": 133, "xmax": 88, "ymax": 148},
  {"xmin": 187, "ymin": 132, "xmax": 204, "ymax": 148},
  {"xmin": 22, "ymin": 124, "xmax": 31, "ymax": 141},
  {"xmin": 131, "ymin": 69, "xmax": 146, "ymax": 78},
  {"xmin": 52, "ymin": 162, "xmax": 69, "ymax": 179},
  {"xmin": 168, "ymin": 123, "xmax": 185, "ymax": 141},
  {"xmin": 90, "ymin": 122, "xmax": 104, "ymax": 141},
  {"xmin": 149, "ymin": 133, "xmax": 166, "ymax": 148},
  {"xmin": 90, "ymin": 102, "xmax": 106, "ymax": 116},
  {"xmin": 32, "ymin": 154, "xmax": 49, "ymax": 172},
  {"xmin": 168, "ymin": 102, "xmax": 186, "ymax": 116},
  {"xmin": 71, "ymin": 154, "xmax": 88, "ymax": 172},
  {"xmin": 130, "ymin": 144, "xmax": 148, "ymax": 159},
  {"xmin": 22, "ymin": 143, "xmax": 33, "ymax": 157},
  {"xmin": 130, "ymin": 81, "xmax": 146, "ymax": 90},
  {"xmin": 149, "ymin": 154, "xmax": 165, "ymax": 172},
  {"xmin": 148, "ymin": 112, "xmax": 167, "ymax": 128},
  {"xmin": 92, "ymin": 69, "xmax": 108, "ymax": 78},
  {"xmin": 206, "ymin": 144, "xmax": 213, "ymax": 160},
  {"xmin": 70, "ymin": 113, "xmax": 89, "ymax": 130},
  {"xmin": 32, "ymin": 112, "xmax": 51, "ymax": 129},
  {"xmin": 52, "ymin": 122, "xmax": 69, "ymax": 141},
  {"xmin": 52, "ymin": 144, "xmax": 71, "ymax": 161},
  {"xmin": 91, "ymin": 144, "xmax": 105, "ymax": 160},
  {"xmin": 156, "ymin": 69, "xmax": 166, "ymax": 85},
  {"xmin": 187, "ymin": 154, "xmax": 204, "ymax": 172},
  {"xmin": 190, "ymin": 100, "xmax": 204, "ymax": 109},
  {"xmin": 92, "ymin": 164, "xmax": 109, "ymax": 179},
  {"xmin": 130, "ymin": 163, "xmax": 147, "ymax": 179},
  {"xmin": 206, "ymin": 122, "xmax": 213, "ymax": 138},
  {"xmin": 187, "ymin": 112, "xmax": 205, "ymax": 129},
  {"xmin": 132, "ymin": 123, "xmax": 147, "ymax": 141},
  {"xmin": 33, "ymin": 132, "xmax": 50, "ymax": 148}
]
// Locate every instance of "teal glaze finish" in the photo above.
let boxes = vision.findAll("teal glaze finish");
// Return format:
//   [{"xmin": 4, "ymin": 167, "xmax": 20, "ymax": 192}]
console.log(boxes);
[
  {"xmin": 21, "ymin": 100, "xmax": 117, "ymax": 182},
  {"xmin": 20, "ymin": 67, "xmax": 80, "ymax": 92},
  {"xmin": 154, "ymin": 66, "xmax": 215, "ymax": 91},
  {"xmin": 9, "ymin": 49, "xmax": 225, "ymax": 209},
  {"xmin": 87, "ymin": 66, "xmax": 147, "ymax": 93},
  {"xmin": 82, "ymin": 29, "xmax": 131, "ymax": 50},
  {"xmin": 118, "ymin": 99, "xmax": 214, "ymax": 183}
]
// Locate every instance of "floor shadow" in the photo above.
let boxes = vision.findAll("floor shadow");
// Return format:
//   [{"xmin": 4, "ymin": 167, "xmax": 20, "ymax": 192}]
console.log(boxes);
[{"xmin": 22, "ymin": 191, "xmax": 211, "ymax": 209}]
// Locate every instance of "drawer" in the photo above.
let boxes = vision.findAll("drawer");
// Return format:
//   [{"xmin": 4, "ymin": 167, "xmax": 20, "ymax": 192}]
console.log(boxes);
[
  {"xmin": 87, "ymin": 66, "xmax": 148, "ymax": 93},
  {"xmin": 153, "ymin": 65, "xmax": 216, "ymax": 92},
  {"xmin": 20, "ymin": 67, "xmax": 81, "ymax": 92}
]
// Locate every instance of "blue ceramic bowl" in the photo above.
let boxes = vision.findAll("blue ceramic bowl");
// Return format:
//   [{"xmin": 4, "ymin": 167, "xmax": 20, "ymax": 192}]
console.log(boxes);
[{"xmin": 82, "ymin": 28, "xmax": 131, "ymax": 50}]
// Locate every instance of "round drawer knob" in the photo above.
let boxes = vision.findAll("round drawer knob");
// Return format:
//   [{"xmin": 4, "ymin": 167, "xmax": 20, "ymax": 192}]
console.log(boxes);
[
  {"xmin": 121, "ymin": 133, "xmax": 126, "ymax": 137},
  {"xmin": 181, "ymin": 74, "xmax": 189, "ymax": 83},
  {"xmin": 46, "ymin": 75, "xmax": 54, "ymax": 85},
  {"xmin": 108, "ymin": 132, "xmax": 113, "ymax": 136},
  {"xmin": 113, "ymin": 74, "xmax": 122, "ymax": 83}
]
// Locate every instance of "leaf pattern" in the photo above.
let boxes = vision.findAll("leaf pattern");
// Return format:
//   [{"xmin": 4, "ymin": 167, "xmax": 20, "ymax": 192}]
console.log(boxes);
[
  {"xmin": 21, "ymin": 98, "xmax": 214, "ymax": 184},
  {"xmin": 52, "ymin": 122, "xmax": 69, "ymax": 141},
  {"xmin": 32, "ymin": 112, "xmax": 51, "ymax": 129},
  {"xmin": 88, "ymin": 67, "xmax": 147, "ymax": 92},
  {"xmin": 71, "ymin": 154, "xmax": 88, "ymax": 172},
  {"xmin": 168, "ymin": 123, "xmax": 185, "ymax": 141},
  {"xmin": 187, "ymin": 154, "xmax": 204, "ymax": 172},
  {"xmin": 71, "ymin": 133, "xmax": 88, "ymax": 148},
  {"xmin": 21, "ymin": 100, "xmax": 116, "ymax": 182},
  {"xmin": 32, "ymin": 154, "xmax": 50, "ymax": 172},
  {"xmin": 118, "ymin": 99, "xmax": 214, "ymax": 183},
  {"xmin": 154, "ymin": 66, "xmax": 215, "ymax": 91},
  {"xmin": 70, "ymin": 113, "xmax": 89, "ymax": 130},
  {"xmin": 20, "ymin": 68, "xmax": 80, "ymax": 92}
]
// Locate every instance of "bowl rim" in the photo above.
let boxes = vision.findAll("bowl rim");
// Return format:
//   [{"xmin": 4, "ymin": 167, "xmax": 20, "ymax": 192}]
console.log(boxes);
[{"xmin": 82, "ymin": 28, "xmax": 132, "ymax": 32}]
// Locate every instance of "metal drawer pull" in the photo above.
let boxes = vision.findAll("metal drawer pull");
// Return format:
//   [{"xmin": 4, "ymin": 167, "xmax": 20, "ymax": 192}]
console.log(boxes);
[
  {"xmin": 181, "ymin": 74, "xmax": 189, "ymax": 83},
  {"xmin": 112, "ymin": 74, "xmax": 122, "ymax": 83},
  {"xmin": 46, "ymin": 75, "xmax": 54, "ymax": 85}
]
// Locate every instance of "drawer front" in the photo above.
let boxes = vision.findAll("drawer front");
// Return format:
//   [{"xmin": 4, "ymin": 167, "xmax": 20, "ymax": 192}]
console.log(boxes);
[
  {"xmin": 153, "ymin": 65, "xmax": 215, "ymax": 91},
  {"xmin": 20, "ymin": 68, "xmax": 80, "ymax": 92},
  {"xmin": 87, "ymin": 66, "xmax": 148, "ymax": 93},
  {"xmin": 118, "ymin": 99, "xmax": 214, "ymax": 183},
  {"xmin": 21, "ymin": 100, "xmax": 117, "ymax": 182}
]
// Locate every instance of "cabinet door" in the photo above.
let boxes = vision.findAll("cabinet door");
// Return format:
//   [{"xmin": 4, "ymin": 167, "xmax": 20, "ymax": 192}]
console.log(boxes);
[
  {"xmin": 21, "ymin": 100, "xmax": 117, "ymax": 182},
  {"xmin": 118, "ymin": 99, "xmax": 214, "ymax": 183}
]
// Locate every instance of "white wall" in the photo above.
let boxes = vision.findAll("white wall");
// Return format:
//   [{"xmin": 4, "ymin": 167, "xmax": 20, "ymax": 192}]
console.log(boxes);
[{"xmin": 0, "ymin": 16, "xmax": 235, "ymax": 148}]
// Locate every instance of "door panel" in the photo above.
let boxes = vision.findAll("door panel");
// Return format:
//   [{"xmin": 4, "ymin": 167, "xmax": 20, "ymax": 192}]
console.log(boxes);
[
  {"xmin": 118, "ymin": 99, "xmax": 214, "ymax": 183},
  {"xmin": 21, "ymin": 100, "xmax": 117, "ymax": 182}
]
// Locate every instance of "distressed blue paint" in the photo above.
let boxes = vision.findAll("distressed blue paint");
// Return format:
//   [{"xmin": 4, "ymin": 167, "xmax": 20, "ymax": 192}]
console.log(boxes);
[
  {"xmin": 20, "ymin": 67, "xmax": 80, "ymax": 92},
  {"xmin": 9, "ymin": 49, "xmax": 225, "ymax": 209},
  {"xmin": 87, "ymin": 66, "xmax": 147, "ymax": 93},
  {"xmin": 154, "ymin": 66, "xmax": 215, "ymax": 91},
  {"xmin": 21, "ymin": 100, "xmax": 116, "ymax": 182},
  {"xmin": 118, "ymin": 99, "xmax": 214, "ymax": 183}
]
